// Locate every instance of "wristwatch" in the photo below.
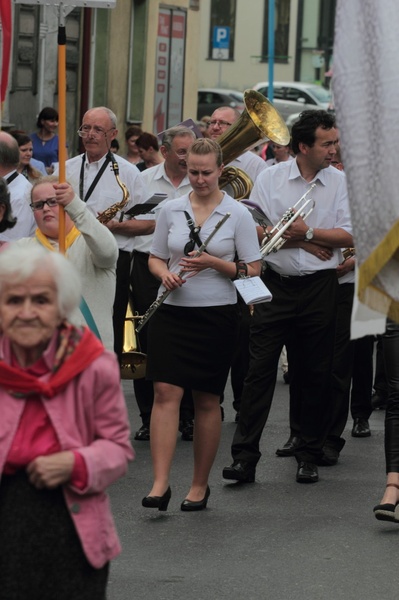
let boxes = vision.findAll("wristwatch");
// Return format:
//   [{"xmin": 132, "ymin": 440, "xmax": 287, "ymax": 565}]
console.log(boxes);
[{"xmin": 304, "ymin": 227, "xmax": 314, "ymax": 241}]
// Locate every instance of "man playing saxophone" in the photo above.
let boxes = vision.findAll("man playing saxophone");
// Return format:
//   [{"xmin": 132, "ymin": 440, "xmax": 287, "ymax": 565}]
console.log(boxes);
[
  {"xmin": 54, "ymin": 107, "xmax": 152, "ymax": 362},
  {"xmin": 223, "ymin": 110, "xmax": 353, "ymax": 486}
]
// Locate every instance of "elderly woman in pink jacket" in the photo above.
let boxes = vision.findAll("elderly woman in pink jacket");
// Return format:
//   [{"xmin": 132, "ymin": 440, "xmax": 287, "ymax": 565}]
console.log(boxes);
[{"xmin": 0, "ymin": 244, "xmax": 134, "ymax": 600}]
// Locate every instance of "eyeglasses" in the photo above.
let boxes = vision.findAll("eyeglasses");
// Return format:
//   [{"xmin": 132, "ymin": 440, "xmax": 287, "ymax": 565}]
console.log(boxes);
[
  {"xmin": 208, "ymin": 120, "xmax": 232, "ymax": 128},
  {"xmin": 174, "ymin": 150, "xmax": 188, "ymax": 159},
  {"xmin": 184, "ymin": 226, "xmax": 201, "ymax": 256},
  {"xmin": 30, "ymin": 198, "xmax": 58, "ymax": 211},
  {"xmin": 77, "ymin": 125, "xmax": 115, "ymax": 139}
]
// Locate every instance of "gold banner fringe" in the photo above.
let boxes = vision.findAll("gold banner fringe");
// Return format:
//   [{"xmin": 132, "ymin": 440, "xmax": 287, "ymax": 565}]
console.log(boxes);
[{"xmin": 357, "ymin": 219, "xmax": 399, "ymax": 323}]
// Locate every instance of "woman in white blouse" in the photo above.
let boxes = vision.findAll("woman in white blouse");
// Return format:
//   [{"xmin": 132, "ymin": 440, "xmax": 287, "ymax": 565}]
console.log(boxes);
[{"xmin": 142, "ymin": 138, "xmax": 261, "ymax": 512}]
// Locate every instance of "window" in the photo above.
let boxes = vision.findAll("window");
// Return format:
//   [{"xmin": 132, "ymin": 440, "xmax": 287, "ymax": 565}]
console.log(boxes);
[
  {"xmin": 262, "ymin": 0, "xmax": 291, "ymax": 63},
  {"xmin": 285, "ymin": 87, "xmax": 315, "ymax": 104},
  {"xmin": 208, "ymin": 0, "xmax": 236, "ymax": 60}
]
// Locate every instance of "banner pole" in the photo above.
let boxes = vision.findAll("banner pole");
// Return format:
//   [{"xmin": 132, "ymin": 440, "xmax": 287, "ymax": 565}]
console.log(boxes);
[{"xmin": 57, "ymin": 6, "xmax": 67, "ymax": 254}]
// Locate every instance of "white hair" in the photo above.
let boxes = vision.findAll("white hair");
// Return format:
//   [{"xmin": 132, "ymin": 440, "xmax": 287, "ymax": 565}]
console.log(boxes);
[{"xmin": 0, "ymin": 245, "xmax": 82, "ymax": 319}]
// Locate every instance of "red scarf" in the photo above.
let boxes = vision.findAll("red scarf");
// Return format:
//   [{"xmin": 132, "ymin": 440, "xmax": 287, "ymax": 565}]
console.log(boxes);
[{"xmin": 0, "ymin": 325, "xmax": 105, "ymax": 399}]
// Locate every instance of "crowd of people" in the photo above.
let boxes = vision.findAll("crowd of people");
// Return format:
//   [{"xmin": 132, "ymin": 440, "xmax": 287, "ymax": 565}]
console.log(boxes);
[{"xmin": 1, "ymin": 103, "xmax": 398, "ymax": 598}]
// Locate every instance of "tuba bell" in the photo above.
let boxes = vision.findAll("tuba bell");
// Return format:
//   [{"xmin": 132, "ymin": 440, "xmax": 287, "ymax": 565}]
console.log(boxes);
[{"xmin": 218, "ymin": 89, "xmax": 290, "ymax": 199}]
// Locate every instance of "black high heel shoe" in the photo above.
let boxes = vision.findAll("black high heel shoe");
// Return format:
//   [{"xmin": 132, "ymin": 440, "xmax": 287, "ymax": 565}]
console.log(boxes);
[
  {"xmin": 180, "ymin": 486, "xmax": 210, "ymax": 512},
  {"xmin": 373, "ymin": 483, "xmax": 399, "ymax": 523},
  {"xmin": 142, "ymin": 486, "xmax": 171, "ymax": 511}
]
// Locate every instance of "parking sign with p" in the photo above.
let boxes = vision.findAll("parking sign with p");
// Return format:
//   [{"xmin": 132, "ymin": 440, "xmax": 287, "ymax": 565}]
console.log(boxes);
[{"xmin": 212, "ymin": 26, "xmax": 230, "ymax": 60}]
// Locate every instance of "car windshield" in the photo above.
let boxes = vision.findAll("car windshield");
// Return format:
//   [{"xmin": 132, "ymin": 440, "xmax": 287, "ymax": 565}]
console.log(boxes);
[{"xmin": 307, "ymin": 86, "xmax": 332, "ymax": 103}]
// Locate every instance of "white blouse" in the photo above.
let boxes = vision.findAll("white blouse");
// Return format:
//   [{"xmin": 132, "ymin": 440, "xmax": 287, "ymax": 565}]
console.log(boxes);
[{"xmin": 150, "ymin": 192, "xmax": 261, "ymax": 307}]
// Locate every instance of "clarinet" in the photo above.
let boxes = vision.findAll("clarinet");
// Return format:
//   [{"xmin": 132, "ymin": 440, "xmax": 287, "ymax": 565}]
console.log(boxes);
[{"xmin": 136, "ymin": 212, "xmax": 231, "ymax": 333}]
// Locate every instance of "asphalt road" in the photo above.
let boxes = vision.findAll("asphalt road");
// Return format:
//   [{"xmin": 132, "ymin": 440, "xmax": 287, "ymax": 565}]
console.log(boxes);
[{"xmin": 106, "ymin": 375, "xmax": 398, "ymax": 600}]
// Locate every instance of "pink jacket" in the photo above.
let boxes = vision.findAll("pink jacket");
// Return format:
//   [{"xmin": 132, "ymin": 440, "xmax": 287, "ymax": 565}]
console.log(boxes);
[{"xmin": 0, "ymin": 336, "xmax": 134, "ymax": 569}]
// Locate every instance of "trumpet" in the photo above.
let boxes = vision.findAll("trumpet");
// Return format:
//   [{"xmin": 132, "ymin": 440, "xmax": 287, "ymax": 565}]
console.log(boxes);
[{"xmin": 260, "ymin": 184, "xmax": 316, "ymax": 256}]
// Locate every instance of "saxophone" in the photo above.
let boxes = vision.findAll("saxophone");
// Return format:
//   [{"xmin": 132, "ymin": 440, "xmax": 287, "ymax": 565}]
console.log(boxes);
[{"xmin": 97, "ymin": 153, "xmax": 130, "ymax": 224}]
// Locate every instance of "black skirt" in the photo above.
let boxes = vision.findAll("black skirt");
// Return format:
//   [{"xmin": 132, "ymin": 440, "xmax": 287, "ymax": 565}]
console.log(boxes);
[
  {"xmin": 146, "ymin": 303, "xmax": 239, "ymax": 395},
  {"xmin": 0, "ymin": 471, "xmax": 109, "ymax": 600}
]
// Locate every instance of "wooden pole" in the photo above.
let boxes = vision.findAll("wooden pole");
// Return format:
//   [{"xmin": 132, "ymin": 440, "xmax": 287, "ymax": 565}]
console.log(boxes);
[{"xmin": 57, "ymin": 16, "xmax": 67, "ymax": 254}]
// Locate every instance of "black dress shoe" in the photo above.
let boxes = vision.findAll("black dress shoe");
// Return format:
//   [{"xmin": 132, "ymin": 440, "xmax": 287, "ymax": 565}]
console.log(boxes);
[
  {"xmin": 181, "ymin": 486, "xmax": 210, "ymax": 512},
  {"xmin": 134, "ymin": 425, "xmax": 150, "ymax": 441},
  {"xmin": 296, "ymin": 461, "xmax": 319, "ymax": 483},
  {"xmin": 276, "ymin": 435, "xmax": 302, "ymax": 457},
  {"xmin": 142, "ymin": 487, "xmax": 171, "ymax": 511},
  {"xmin": 351, "ymin": 418, "xmax": 371, "ymax": 438},
  {"xmin": 180, "ymin": 420, "xmax": 194, "ymax": 441},
  {"xmin": 222, "ymin": 460, "xmax": 256, "ymax": 483}
]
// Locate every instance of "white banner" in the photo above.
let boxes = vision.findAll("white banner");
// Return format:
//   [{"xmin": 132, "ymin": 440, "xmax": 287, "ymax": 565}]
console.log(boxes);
[{"xmin": 333, "ymin": 0, "xmax": 399, "ymax": 332}]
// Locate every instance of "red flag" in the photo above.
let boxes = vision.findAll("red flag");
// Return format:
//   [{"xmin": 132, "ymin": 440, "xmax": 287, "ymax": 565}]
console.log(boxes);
[{"xmin": 0, "ymin": 0, "xmax": 12, "ymax": 103}]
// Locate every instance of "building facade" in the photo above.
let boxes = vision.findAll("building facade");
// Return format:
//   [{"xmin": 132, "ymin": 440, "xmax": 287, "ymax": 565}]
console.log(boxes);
[
  {"xmin": 198, "ymin": 0, "xmax": 336, "ymax": 91},
  {"xmin": 3, "ymin": 0, "xmax": 200, "ymax": 155}
]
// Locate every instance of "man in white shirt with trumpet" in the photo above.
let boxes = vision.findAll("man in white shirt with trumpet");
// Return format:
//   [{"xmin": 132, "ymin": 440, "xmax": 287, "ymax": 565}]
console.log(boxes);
[{"xmin": 223, "ymin": 109, "xmax": 353, "ymax": 485}]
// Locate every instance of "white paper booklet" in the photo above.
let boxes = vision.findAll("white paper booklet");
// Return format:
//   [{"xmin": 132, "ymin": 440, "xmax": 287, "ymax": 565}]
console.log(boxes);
[{"xmin": 233, "ymin": 276, "xmax": 273, "ymax": 305}]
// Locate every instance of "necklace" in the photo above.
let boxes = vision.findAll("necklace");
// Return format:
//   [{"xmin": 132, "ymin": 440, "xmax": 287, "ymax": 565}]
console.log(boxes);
[
  {"xmin": 190, "ymin": 192, "xmax": 224, "ymax": 227},
  {"xmin": 38, "ymin": 131, "xmax": 54, "ymax": 146}
]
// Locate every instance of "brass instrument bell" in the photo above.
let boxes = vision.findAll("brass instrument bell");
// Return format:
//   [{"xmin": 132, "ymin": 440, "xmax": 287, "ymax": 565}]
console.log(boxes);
[
  {"xmin": 120, "ymin": 304, "xmax": 147, "ymax": 380},
  {"xmin": 217, "ymin": 89, "xmax": 290, "ymax": 199}
]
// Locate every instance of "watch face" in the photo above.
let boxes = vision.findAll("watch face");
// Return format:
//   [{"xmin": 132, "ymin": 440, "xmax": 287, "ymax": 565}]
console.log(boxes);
[{"xmin": 306, "ymin": 229, "xmax": 314, "ymax": 240}]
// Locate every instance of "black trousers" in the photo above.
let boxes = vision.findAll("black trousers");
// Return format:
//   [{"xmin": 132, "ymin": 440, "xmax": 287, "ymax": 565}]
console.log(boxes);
[
  {"xmin": 383, "ymin": 321, "xmax": 399, "ymax": 472},
  {"xmin": 374, "ymin": 336, "xmax": 388, "ymax": 397},
  {"xmin": 229, "ymin": 296, "xmax": 252, "ymax": 412},
  {"xmin": 323, "ymin": 283, "xmax": 373, "ymax": 451},
  {"xmin": 231, "ymin": 269, "xmax": 338, "ymax": 465},
  {"xmin": 113, "ymin": 249, "xmax": 132, "ymax": 363},
  {"xmin": 130, "ymin": 251, "xmax": 194, "ymax": 427}
]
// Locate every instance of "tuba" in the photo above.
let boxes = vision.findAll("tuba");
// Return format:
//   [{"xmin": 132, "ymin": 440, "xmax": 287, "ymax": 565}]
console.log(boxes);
[{"xmin": 218, "ymin": 89, "xmax": 290, "ymax": 199}]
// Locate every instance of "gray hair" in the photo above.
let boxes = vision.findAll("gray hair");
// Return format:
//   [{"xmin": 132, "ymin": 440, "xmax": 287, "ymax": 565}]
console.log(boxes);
[
  {"xmin": 161, "ymin": 126, "xmax": 196, "ymax": 150},
  {"xmin": 84, "ymin": 106, "xmax": 117, "ymax": 129},
  {"xmin": 0, "ymin": 245, "xmax": 82, "ymax": 320},
  {"xmin": 0, "ymin": 132, "xmax": 20, "ymax": 169}
]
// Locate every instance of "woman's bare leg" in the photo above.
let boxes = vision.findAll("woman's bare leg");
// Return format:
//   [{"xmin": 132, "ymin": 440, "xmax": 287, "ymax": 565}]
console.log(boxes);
[
  {"xmin": 147, "ymin": 381, "xmax": 183, "ymax": 497},
  {"xmin": 184, "ymin": 390, "xmax": 221, "ymax": 502},
  {"xmin": 379, "ymin": 473, "xmax": 399, "ymax": 504}
]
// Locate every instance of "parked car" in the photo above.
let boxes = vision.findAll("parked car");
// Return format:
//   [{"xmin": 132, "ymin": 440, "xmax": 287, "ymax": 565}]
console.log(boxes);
[
  {"xmin": 285, "ymin": 112, "xmax": 301, "ymax": 131},
  {"xmin": 252, "ymin": 81, "xmax": 333, "ymax": 121},
  {"xmin": 197, "ymin": 88, "xmax": 245, "ymax": 120}
]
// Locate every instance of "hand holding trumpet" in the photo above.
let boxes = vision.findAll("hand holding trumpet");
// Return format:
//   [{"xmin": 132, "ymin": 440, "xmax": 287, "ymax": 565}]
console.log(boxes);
[{"xmin": 260, "ymin": 184, "xmax": 316, "ymax": 256}]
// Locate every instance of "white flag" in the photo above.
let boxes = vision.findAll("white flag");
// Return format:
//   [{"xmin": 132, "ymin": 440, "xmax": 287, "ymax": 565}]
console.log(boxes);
[{"xmin": 333, "ymin": 0, "xmax": 399, "ymax": 334}]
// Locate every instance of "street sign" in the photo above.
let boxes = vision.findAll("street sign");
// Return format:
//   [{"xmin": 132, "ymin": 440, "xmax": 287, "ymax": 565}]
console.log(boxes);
[
  {"xmin": 13, "ymin": 1, "xmax": 116, "ymax": 7},
  {"xmin": 212, "ymin": 26, "xmax": 230, "ymax": 60}
]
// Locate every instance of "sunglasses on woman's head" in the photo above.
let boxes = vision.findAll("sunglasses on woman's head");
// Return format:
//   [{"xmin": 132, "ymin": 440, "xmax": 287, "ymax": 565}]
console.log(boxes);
[{"xmin": 184, "ymin": 226, "xmax": 201, "ymax": 256}]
